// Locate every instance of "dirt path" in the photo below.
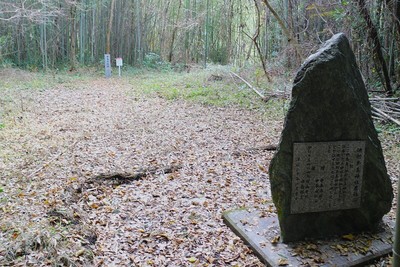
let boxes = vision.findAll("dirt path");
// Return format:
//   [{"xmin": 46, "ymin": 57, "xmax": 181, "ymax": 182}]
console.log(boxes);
[{"xmin": 0, "ymin": 77, "xmax": 282, "ymax": 266}]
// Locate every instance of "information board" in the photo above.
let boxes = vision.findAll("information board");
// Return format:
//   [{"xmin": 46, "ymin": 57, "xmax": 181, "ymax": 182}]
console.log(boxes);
[
  {"xmin": 116, "ymin": 58, "xmax": 123, "ymax": 67},
  {"xmin": 291, "ymin": 141, "xmax": 365, "ymax": 214}
]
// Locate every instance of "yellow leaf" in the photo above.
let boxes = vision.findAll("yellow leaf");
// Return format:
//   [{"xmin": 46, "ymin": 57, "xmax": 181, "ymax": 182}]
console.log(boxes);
[
  {"xmin": 271, "ymin": 235, "xmax": 280, "ymax": 244},
  {"xmin": 278, "ymin": 258, "xmax": 289, "ymax": 266},
  {"xmin": 188, "ymin": 257, "xmax": 197, "ymax": 263},
  {"xmin": 258, "ymin": 164, "xmax": 268, "ymax": 173},
  {"xmin": 75, "ymin": 249, "xmax": 85, "ymax": 257},
  {"xmin": 342, "ymin": 233, "xmax": 355, "ymax": 241},
  {"xmin": 89, "ymin": 203, "xmax": 99, "ymax": 209}
]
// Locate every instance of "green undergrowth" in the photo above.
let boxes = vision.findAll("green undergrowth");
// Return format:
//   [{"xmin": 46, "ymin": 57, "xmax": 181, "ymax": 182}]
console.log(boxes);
[
  {"xmin": 0, "ymin": 66, "xmax": 290, "ymax": 126},
  {"xmin": 376, "ymin": 122, "xmax": 400, "ymax": 166},
  {"xmin": 0, "ymin": 67, "xmax": 100, "ymax": 92},
  {"xmin": 129, "ymin": 67, "xmax": 289, "ymax": 120},
  {"xmin": 376, "ymin": 122, "xmax": 400, "ymax": 135}
]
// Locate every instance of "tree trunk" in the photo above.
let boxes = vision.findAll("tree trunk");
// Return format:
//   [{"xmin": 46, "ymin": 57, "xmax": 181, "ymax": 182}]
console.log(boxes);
[
  {"xmin": 249, "ymin": 0, "xmax": 271, "ymax": 81},
  {"xmin": 261, "ymin": 0, "xmax": 304, "ymax": 61},
  {"xmin": 106, "ymin": 0, "xmax": 115, "ymax": 54},
  {"xmin": 69, "ymin": 3, "xmax": 78, "ymax": 71},
  {"xmin": 169, "ymin": 0, "xmax": 182, "ymax": 62},
  {"xmin": 395, "ymin": 0, "xmax": 400, "ymax": 37},
  {"xmin": 357, "ymin": 0, "xmax": 393, "ymax": 96},
  {"xmin": 204, "ymin": 0, "xmax": 210, "ymax": 67}
]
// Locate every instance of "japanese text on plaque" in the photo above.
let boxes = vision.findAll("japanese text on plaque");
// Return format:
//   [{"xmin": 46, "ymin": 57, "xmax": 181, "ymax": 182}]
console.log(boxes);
[{"xmin": 291, "ymin": 141, "xmax": 365, "ymax": 214}]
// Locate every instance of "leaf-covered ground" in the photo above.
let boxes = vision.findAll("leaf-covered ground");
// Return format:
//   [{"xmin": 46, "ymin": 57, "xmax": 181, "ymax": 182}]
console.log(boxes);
[{"xmin": 0, "ymin": 68, "xmax": 398, "ymax": 266}]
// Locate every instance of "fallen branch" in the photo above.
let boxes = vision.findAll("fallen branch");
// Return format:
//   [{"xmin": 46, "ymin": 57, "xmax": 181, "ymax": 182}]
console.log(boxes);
[
  {"xmin": 372, "ymin": 115, "xmax": 385, "ymax": 121},
  {"xmin": 230, "ymin": 71, "xmax": 268, "ymax": 101},
  {"xmin": 372, "ymin": 106, "xmax": 400, "ymax": 126},
  {"xmin": 91, "ymin": 164, "xmax": 182, "ymax": 185},
  {"xmin": 370, "ymin": 97, "xmax": 399, "ymax": 101}
]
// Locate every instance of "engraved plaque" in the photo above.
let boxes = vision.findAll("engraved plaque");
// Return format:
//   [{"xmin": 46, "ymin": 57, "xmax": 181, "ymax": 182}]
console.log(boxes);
[{"xmin": 291, "ymin": 141, "xmax": 365, "ymax": 214}]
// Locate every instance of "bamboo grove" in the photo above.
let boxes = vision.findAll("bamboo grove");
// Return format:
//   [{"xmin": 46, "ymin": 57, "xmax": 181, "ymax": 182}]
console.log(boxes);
[{"xmin": 0, "ymin": 0, "xmax": 399, "ymax": 93}]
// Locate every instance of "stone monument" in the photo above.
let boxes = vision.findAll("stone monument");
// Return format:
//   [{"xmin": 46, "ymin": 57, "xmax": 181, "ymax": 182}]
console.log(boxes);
[
  {"xmin": 223, "ymin": 33, "xmax": 394, "ymax": 266},
  {"xmin": 269, "ymin": 33, "xmax": 393, "ymax": 242}
]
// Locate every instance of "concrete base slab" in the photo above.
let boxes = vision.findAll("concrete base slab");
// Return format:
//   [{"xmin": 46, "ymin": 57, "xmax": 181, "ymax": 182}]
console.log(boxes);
[{"xmin": 223, "ymin": 208, "xmax": 393, "ymax": 267}]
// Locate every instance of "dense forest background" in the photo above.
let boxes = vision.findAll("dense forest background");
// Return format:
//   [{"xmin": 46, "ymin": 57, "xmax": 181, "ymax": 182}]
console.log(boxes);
[
  {"xmin": 0, "ymin": 0, "xmax": 399, "ymax": 94},
  {"xmin": 0, "ymin": 2, "xmax": 399, "ymax": 266}
]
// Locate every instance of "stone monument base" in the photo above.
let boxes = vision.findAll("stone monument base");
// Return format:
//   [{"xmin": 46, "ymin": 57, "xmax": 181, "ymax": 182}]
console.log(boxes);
[{"xmin": 223, "ymin": 208, "xmax": 393, "ymax": 267}]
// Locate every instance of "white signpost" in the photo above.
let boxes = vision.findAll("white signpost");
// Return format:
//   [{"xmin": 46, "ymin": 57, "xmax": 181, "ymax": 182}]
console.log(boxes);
[
  {"xmin": 104, "ymin": 54, "xmax": 112, "ymax": 78},
  {"xmin": 116, "ymin": 57, "xmax": 123, "ymax": 77}
]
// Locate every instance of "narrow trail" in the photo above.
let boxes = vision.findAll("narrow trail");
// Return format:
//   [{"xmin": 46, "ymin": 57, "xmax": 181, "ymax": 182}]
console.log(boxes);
[{"xmin": 0, "ymin": 77, "xmax": 282, "ymax": 266}]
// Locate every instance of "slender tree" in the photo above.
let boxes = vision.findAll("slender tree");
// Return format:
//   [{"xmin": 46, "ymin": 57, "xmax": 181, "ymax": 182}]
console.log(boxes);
[
  {"xmin": 204, "ymin": 0, "xmax": 210, "ymax": 68},
  {"xmin": 261, "ymin": 0, "xmax": 304, "ymax": 61},
  {"xmin": 106, "ymin": 0, "xmax": 115, "ymax": 55},
  {"xmin": 357, "ymin": 0, "xmax": 393, "ymax": 95},
  {"xmin": 69, "ymin": 1, "xmax": 79, "ymax": 70},
  {"xmin": 245, "ymin": 0, "xmax": 271, "ymax": 81}
]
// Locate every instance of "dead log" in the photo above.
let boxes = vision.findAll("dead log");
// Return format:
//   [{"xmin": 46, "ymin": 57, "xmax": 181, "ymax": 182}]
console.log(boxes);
[{"xmin": 91, "ymin": 164, "xmax": 182, "ymax": 185}]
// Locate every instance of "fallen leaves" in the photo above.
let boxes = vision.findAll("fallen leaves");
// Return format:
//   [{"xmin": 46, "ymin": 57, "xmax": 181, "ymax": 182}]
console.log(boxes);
[
  {"xmin": 332, "ymin": 233, "xmax": 373, "ymax": 255},
  {"xmin": 0, "ymin": 70, "xmax": 397, "ymax": 267}
]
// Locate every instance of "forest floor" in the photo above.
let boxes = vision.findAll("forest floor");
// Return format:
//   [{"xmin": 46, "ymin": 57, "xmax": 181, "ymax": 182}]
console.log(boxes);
[{"xmin": 0, "ymin": 67, "xmax": 399, "ymax": 266}]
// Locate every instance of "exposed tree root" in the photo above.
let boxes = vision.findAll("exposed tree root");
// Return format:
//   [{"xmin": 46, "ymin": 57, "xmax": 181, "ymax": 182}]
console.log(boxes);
[{"xmin": 90, "ymin": 164, "xmax": 183, "ymax": 185}]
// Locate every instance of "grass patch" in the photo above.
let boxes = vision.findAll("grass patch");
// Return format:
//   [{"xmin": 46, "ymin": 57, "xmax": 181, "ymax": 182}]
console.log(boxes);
[
  {"xmin": 377, "ymin": 122, "xmax": 400, "ymax": 152},
  {"xmin": 129, "ymin": 67, "xmax": 289, "ymax": 120},
  {"xmin": 375, "ymin": 122, "xmax": 400, "ymax": 135}
]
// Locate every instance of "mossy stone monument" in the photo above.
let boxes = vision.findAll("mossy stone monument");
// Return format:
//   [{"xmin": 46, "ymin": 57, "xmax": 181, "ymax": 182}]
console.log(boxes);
[{"xmin": 269, "ymin": 33, "xmax": 393, "ymax": 242}]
